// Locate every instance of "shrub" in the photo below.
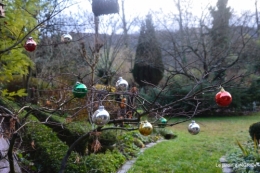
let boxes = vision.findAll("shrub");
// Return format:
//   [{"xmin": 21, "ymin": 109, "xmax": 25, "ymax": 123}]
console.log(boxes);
[
  {"xmin": 84, "ymin": 150, "xmax": 126, "ymax": 173},
  {"xmin": 138, "ymin": 84, "xmax": 198, "ymax": 112},
  {"xmin": 99, "ymin": 130, "xmax": 117, "ymax": 146},
  {"xmin": 249, "ymin": 122, "xmax": 260, "ymax": 142},
  {"xmin": 226, "ymin": 139, "xmax": 260, "ymax": 173},
  {"xmin": 156, "ymin": 128, "xmax": 177, "ymax": 140},
  {"xmin": 88, "ymin": 130, "xmax": 118, "ymax": 153},
  {"xmin": 116, "ymin": 132, "xmax": 140, "ymax": 159},
  {"xmin": 26, "ymin": 108, "xmax": 91, "ymax": 154},
  {"xmin": 131, "ymin": 131, "xmax": 161, "ymax": 144},
  {"xmin": 133, "ymin": 138, "xmax": 145, "ymax": 148},
  {"xmin": 24, "ymin": 115, "xmax": 86, "ymax": 173}
]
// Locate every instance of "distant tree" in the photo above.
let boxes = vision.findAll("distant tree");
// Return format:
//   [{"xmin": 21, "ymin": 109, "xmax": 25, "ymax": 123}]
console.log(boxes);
[
  {"xmin": 132, "ymin": 14, "xmax": 164, "ymax": 87},
  {"xmin": 209, "ymin": 0, "xmax": 232, "ymax": 81},
  {"xmin": 210, "ymin": 0, "xmax": 231, "ymax": 47}
]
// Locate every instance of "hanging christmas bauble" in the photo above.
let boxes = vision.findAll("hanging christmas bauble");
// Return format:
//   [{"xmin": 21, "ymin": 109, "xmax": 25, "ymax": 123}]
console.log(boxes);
[
  {"xmin": 61, "ymin": 34, "xmax": 72, "ymax": 42},
  {"xmin": 24, "ymin": 37, "xmax": 37, "ymax": 52},
  {"xmin": 139, "ymin": 121, "xmax": 153, "ymax": 136},
  {"xmin": 215, "ymin": 87, "xmax": 232, "ymax": 107},
  {"xmin": 92, "ymin": 106, "xmax": 110, "ymax": 126},
  {"xmin": 72, "ymin": 82, "xmax": 88, "ymax": 98},
  {"xmin": 188, "ymin": 120, "xmax": 200, "ymax": 135},
  {"xmin": 116, "ymin": 77, "xmax": 128, "ymax": 91},
  {"xmin": 158, "ymin": 117, "xmax": 167, "ymax": 128}
]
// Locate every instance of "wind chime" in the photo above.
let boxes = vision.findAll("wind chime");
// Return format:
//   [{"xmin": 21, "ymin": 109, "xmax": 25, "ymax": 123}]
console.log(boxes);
[
  {"xmin": 92, "ymin": 0, "xmax": 119, "ymax": 16},
  {"xmin": 79, "ymin": 0, "xmax": 121, "ymax": 153}
]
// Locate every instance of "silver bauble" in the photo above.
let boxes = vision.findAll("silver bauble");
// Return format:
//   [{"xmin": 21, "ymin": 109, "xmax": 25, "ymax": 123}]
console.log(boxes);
[
  {"xmin": 61, "ymin": 34, "xmax": 72, "ymax": 42},
  {"xmin": 116, "ymin": 77, "xmax": 128, "ymax": 91},
  {"xmin": 92, "ymin": 106, "xmax": 110, "ymax": 126},
  {"xmin": 188, "ymin": 120, "xmax": 200, "ymax": 135}
]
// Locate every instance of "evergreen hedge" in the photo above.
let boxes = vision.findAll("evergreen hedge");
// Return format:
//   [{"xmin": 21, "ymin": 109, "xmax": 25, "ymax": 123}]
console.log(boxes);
[
  {"xmin": 26, "ymin": 108, "xmax": 91, "ymax": 154},
  {"xmin": 24, "ymin": 115, "xmax": 86, "ymax": 173}
]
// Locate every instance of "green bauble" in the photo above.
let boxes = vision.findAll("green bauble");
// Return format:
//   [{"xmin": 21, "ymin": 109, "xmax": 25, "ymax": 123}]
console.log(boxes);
[
  {"xmin": 73, "ymin": 82, "xmax": 88, "ymax": 98},
  {"xmin": 158, "ymin": 117, "xmax": 167, "ymax": 128}
]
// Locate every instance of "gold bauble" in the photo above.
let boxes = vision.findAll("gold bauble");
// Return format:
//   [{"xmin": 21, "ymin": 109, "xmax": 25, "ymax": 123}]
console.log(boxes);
[{"xmin": 139, "ymin": 121, "xmax": 153, "ymax": 136}]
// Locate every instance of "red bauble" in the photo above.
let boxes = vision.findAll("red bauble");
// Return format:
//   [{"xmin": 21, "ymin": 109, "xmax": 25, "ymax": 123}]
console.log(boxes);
[
  {"xmin": 215, "ymin": 87, "xmax": 232, "ymax": 107},
  {"xmin": 24, "ymin": 37, "xmax": 37, "ymax": 52}
]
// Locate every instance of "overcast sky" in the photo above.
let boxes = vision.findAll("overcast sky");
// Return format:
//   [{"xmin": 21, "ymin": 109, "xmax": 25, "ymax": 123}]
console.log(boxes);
[
  {"xmin": 122, "ymin": 0, "xmax": 253, "ymax": 16},
  {"xmin": 71, "ymin": 0, "xmax": 257, "ymax": 17},
  {"xmin": 61, "ymin": 0, "xmax": 258, "ymax": 33}
]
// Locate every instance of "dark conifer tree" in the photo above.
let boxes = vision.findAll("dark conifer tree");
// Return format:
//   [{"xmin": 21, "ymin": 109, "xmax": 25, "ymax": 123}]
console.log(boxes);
[
  {"xmin": 210, "ymin": 0, "xmax": 231, "ymax": 48},
  {"xmin": 209, "ymin": 0, "xmax": 231, "ymax": 81},
  {"xmin": 132, "ymin": 14, "xmax": 164, "ymax": 87}
]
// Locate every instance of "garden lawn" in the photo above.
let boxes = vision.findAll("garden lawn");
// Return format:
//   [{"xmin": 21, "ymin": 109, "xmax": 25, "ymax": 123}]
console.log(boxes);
[{"xmin": 127, "ymin": 113, "xmax": 260, "ymax": 173}]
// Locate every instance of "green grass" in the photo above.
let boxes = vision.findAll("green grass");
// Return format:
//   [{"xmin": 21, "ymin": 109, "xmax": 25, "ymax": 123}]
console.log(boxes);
[{"xmin": 128, "ymin": 114, "xmax": 260, "ymax": 173}]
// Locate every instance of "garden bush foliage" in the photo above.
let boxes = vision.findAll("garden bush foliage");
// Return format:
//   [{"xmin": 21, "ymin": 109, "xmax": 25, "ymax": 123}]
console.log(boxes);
[
  {"xmin": 137, "ymin": 76, "xmax": 260, "ymax": 115},
  {"xmin": 24, "ymin": 115, "xmax": 86, "ymax": 173},
  {"xmin": 0, "ymin": 99, "xmax": 166, "ymax": 172},
  {"xmin": 115, "ymin": 131, "xmax": 141, "ymax": 159},
  {"xmin": 23, "ymin": 116, "xmax": 163, "ymax": 172},
  {"xmin": 249, "ymin": 122, "xmax": 260, "ymax": 142},
  {"xmin": 27, "ymin": 108, "xmax": 92, "ymax": 154},
  {"xmin": 226, "ymin": 139, "xmax": 260, "ymax": 173},
  {"xmin": 98, "ymin": 130, "xmax": 118, "ymax": 146},
  {"xmin": 225, "ymin": 122, "xmax": 260, "ymax": 173},
  {"xmin": 156, "ymin": 128, "xmax": 177, "ymax": 140},
  {"xmin": 85, "ymin": 150, "xmax": 126, "ymax": 173}
]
